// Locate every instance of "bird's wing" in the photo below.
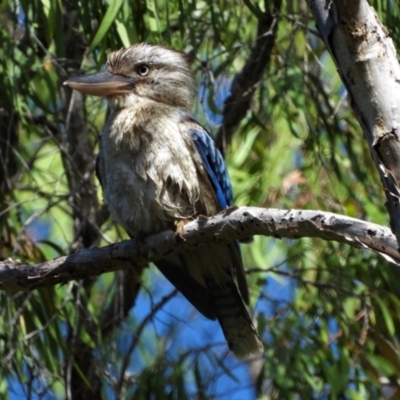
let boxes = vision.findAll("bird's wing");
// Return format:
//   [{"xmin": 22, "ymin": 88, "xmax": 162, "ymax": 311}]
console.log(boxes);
[
  {"xmin": 182, "ymin": 119, "xmax": 249, "ymax": 304},
  {"xmin": 163, "ymin": 120, "xmax": 262, "ymax": 357},
  {"xmin": 155, "ymin": 254, "xmax": 217, "ymax": 320},
  {"xmin": 185, "ymin": 120, "xmax": 233, "ymax": 209}
]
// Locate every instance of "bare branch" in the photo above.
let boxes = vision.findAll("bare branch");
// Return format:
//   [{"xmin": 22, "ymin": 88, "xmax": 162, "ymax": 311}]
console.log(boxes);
[
  {"xmin": 306, "ymin": 0, "xmax": 400, "ymax": 247},
  {"xmin": 1, "ymin": 207, "xmax": 398, "ymax": 292}
]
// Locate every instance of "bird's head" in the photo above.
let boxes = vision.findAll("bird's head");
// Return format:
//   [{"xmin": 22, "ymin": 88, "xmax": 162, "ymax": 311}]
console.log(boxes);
[{"xmin": 64, "ymin": 43, "xmax": 196, "ymax": 110}]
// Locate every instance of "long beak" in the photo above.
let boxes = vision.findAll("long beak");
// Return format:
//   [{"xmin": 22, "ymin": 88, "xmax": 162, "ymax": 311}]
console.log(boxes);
[{"xmin": 63, "ymin": 70, "xmax": 137, "ymax": 96}]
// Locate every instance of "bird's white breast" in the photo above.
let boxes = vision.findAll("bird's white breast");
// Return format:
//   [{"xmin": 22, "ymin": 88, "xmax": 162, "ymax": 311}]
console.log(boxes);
[{"xmin": 100, "ymin": 103, "xmax": 205, "ymax": 236}]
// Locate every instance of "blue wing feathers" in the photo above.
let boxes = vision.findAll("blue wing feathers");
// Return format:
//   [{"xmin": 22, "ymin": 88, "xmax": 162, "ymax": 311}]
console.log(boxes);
[{"xmin": 189, "ymin": 124, "xmax": 233, "ymax": 209}]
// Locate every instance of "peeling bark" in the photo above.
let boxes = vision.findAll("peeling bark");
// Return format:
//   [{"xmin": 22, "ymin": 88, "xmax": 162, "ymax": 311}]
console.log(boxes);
[
  {"xmin": 1, "ymin": 206, "xmax": 399, "ymax": 293},
  {"xmin": 307, "ymin": 0, "xmax": 400, "ymax": 247}
]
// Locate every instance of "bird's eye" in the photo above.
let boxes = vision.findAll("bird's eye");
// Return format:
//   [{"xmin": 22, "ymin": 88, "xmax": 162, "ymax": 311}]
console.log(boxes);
[{"xmin": 137, "ymin": 65, "xmax": 150, "ymax": 76}]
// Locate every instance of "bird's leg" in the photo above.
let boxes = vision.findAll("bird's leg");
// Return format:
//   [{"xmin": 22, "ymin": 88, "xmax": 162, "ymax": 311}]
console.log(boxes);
[
  {"xmin": 223, "ymin": 205, "xmax": 239, "ymax": 215},
  {"xmin": 174, "ymin": 219, "xmax": 192, "ymax": 240}
]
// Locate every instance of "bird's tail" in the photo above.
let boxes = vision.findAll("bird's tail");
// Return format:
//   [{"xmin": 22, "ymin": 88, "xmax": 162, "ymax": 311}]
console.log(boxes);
[
  {"xmin": 155, "ymin": 244, "xmax": 263, "ymax": 358},
  {"xmin": 205, "ymin": 273, "xmax": 263, "ymax": 359}
]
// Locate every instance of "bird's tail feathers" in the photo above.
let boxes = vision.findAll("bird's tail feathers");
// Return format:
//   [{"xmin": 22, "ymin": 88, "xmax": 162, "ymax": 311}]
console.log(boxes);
[
  {"xmin": 205, "ymin": 275, "xmax": 263, "ymax": 359},
  {"xmin": 156, "ymin": 248, "xmax": 263, "ymax": 359}
]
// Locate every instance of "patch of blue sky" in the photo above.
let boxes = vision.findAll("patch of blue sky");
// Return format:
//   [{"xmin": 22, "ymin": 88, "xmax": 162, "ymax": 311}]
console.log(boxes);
[
  {"xmin": 7, "ymin": 371, "xmax": 57, "ymax": 400},
  {"xmin": 116, "ymin": 268, "xmax": 258, "ymax": 399}
]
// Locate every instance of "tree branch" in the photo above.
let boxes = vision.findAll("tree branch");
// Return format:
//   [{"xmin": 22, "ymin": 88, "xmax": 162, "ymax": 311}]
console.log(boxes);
[
  {"xmin": 1, "ymin": 207, "xmax": 398, "ymax": 292},
  {"xmin": 306, "ymin": 0, "xmax": 400, "ymax": 247}
]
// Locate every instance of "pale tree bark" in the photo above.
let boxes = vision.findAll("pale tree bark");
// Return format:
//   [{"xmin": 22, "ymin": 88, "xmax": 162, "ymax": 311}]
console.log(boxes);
[
  {"xmin": 306, "ymin": 0, "xmax": 400, "ymax": 247},
  {"xmin": 1, "ymin": 207, "xmax": 399, "ymax": 292}
]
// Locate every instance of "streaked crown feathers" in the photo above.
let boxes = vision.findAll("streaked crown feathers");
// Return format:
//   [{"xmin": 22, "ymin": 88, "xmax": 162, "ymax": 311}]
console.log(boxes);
[{"xmin": 106, "ymin": 43, "xmax": 196, "ymax": 109}]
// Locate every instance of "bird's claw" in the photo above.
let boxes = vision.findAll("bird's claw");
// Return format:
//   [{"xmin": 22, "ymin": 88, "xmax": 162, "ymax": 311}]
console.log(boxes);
[
  {"xmin": 224, "ymin": 205, "xmax": 239, "ymax": 215},
  {"xmin": 174, "ymin": 219, "xmax": 191, "ymax": 241}
]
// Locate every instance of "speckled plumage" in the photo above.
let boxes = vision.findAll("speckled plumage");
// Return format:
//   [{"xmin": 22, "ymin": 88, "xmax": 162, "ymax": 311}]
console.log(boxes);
[
  {"xmin": 65, "ymin": 43, "xmax": 263, "ymax": 358},
  {"xmin": 99, "ymin": 106, "xmax": 215, "ymax": 236}
]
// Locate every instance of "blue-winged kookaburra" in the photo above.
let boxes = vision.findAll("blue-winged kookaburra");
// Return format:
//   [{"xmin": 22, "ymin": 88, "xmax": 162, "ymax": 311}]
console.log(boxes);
[{"xmin": 64, "ymin": 43, "xmax": 263, "ymax": 358}]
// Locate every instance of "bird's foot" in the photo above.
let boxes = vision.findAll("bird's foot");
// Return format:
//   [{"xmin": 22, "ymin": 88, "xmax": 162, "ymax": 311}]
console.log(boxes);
[
  {"xmin": 174, "ymin": 219, "xmax": 191, "ymax": 240},
  {"xmin": 224, "ymin": 205, "xmax": 239, "ymax": 215}
]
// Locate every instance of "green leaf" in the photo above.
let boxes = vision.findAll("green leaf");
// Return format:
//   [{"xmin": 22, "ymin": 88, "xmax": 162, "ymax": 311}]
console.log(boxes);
[
  {"xmin": 114, "ymin": 19, "xmax": 131, "ymax": 48},
  {"xmin": 375, "ymin": 296, "xmax": 395, "ymax": 336},
  {"xmin": 89, "ymin": 0, "xmax": 125, "ymax": 52},
  {"xmin": 40, "ymin": 0, "xmax": 55, "ymax": 43}
]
